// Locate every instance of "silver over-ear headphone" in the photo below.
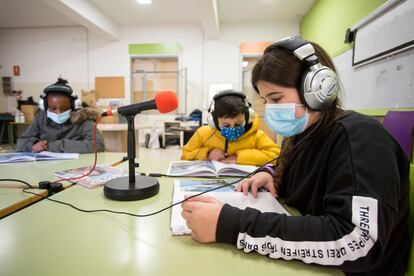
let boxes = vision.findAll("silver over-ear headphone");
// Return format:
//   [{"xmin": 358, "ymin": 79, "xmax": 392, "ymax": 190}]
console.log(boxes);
[
  {"xmin": 38, "ymin": 77, "xmax": 82, "ymax": 111},
  {"xmin": 267, "ymin": 36, "xmax": 339, "ymax": 111},
  {"xmin": 207, "ymin": 90, "xmax": 254, "ymax": 129}
]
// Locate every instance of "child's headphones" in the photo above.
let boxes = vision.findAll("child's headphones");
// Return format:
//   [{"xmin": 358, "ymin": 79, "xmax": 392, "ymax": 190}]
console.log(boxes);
[
  {"xmin": 207, "ymin": 90, "xmax": 254, "ymax": 129},
  {"xmin": 38, "ymin": 77, "xmax": 82, "ymax": 111},
  {"xmin": 266, "ymin": 36, "xmax": 339, "ymax": 111}
]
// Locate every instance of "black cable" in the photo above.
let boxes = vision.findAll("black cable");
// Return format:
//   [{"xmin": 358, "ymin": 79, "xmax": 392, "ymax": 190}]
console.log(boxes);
[
  {"xmin": 21, "ymin": 174, "xmax": 249, "ymax": 218},
  {"xmin": 148, "ymin": 173, "xmax": 236, "ymax": 178},
  {"xmin": 0, "ymin": 178, "xmax": 33, "ymax": 188},
  {"xmin": 17, "ymin": 118, "xmax": 323, "ymax": 219}
]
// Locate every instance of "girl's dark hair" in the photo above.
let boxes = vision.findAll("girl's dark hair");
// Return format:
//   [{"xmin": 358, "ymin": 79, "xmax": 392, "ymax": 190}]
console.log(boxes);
[
  {"xmin": 214, "ymin": 95, "xmax": 246, "ymax": 118},
  {"xmin": 251, "ymin": 40, "xmax": 344, "ymax": 189}
]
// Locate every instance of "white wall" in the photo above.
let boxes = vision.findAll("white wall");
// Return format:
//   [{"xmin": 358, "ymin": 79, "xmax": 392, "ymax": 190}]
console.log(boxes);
[
  {"xmin": 0, "ymin": 26, "xmax": 89, "ymax": 112},
  {"xmin": 204, "ymin": 21, "xmax": 299, "ymax": 96},
  {"xmin": 0, "ymin": 20, "xmax": 299, "ymax": 115}
]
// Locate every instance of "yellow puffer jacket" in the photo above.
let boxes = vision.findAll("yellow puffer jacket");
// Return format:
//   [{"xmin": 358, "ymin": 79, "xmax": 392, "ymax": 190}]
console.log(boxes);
[{"xmin": 181, "ymin": 113, "xmax": 280, "ymax": 166}]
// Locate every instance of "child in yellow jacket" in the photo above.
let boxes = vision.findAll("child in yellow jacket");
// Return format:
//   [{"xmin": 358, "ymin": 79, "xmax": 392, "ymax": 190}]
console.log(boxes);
[{"xmin": 181, "ymin": 90, "xmax": 280, "ymax": 166}]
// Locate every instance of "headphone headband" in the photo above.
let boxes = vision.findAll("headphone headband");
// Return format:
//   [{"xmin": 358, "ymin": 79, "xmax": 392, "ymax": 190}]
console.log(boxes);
[
  {"xmin": 269, "ymin": 36, "xmax": 319, "ymax": 65},
  {"xmin": 213, "ymin": 90, "xmax": 246, "ymax": 101},
  {"xmin": 39, "ymin": 77, "xmax": 82, "ymax": 111},
  {"xmin": 266, "ymin": 36, "xmax": 339, "ymax": 111}
]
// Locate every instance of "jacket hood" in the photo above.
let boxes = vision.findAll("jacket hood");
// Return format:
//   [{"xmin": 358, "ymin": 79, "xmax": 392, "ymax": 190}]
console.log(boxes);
[
  {"xmin": 243, "ymin": 113, "xmax": 259, "ymax": 137},
  {"xmin": 70, "ymin": 107, "xmax": 101, "ymax": 124}
]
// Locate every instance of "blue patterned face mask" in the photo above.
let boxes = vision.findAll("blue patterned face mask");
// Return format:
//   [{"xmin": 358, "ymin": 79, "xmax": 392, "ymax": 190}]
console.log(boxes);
[
  {"xmin": 220, "ymin": 124, "xmax": 245, "ymax": 141},
  {"xmin": 264, "ymin": 103, "xmax": 309, "ymax": 137},
  {"xmin": 47, "ymin": 110, "xmax": 71, "ymax": 124}
]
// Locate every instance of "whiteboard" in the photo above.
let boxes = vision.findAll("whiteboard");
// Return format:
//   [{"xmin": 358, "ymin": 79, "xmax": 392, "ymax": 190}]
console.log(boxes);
[
  {"xmin": 334, "ymin": 47, "xmax": 414, "ymax": 109},
  {"xmin": 353, "ymin": 0, "xmax": 414, "ymax": 66}
]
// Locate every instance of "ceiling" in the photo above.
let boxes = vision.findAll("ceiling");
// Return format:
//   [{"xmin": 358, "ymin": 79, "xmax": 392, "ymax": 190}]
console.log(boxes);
[{"xmin": 0, "ymin": 0, "xmax": 315, "ymax": 38}]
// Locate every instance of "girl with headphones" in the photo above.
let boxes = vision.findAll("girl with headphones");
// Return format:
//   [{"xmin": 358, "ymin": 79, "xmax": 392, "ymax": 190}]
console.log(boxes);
[
  {"xmin": 16, "ymin": 77, "xmax": 105, "ymax": 153},
  {"xmin": 181, "ymin": 90, "xmax": 280, "ymax": 166},
  {"xmin": 181, "ymin": 36, "xmax": 409, "ymax": 275}
]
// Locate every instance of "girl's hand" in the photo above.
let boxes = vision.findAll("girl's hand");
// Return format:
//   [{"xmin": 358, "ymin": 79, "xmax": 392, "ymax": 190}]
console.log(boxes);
[
  {"xmin": 181, "ymin": 196, "xmax": 223, "ymax": 243},
  {"xmin": 221, "ymin": 154, "xmax": 237, "ymax": 164},
  {"xmin": 236, "ymin": 171, "xmax": 277, "ymax": 198},
  {"xmin": 32, "ymin": 140, "xmax": 48, "ymax": 152},
  {"xmin": 208, "ymin": 148, "xmax": 227, "ymax": 161}
]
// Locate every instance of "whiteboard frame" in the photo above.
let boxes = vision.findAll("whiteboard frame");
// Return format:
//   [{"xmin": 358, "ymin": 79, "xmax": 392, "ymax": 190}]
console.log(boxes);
[{"xmin": 351, "ymin": 0, "xmax": 414, "ymax": 67}]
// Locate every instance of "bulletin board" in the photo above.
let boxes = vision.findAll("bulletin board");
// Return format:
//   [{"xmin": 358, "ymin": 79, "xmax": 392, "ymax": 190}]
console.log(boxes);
[{"xmin": 95, "ymin": 76, "xmax": 125, "ymax": 98}]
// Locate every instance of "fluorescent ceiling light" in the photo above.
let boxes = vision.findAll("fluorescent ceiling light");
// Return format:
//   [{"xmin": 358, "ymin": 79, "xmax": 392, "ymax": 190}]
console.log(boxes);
[{"xmin": 137, "ymin": 0, "xmax": 152, "ymax": 4}]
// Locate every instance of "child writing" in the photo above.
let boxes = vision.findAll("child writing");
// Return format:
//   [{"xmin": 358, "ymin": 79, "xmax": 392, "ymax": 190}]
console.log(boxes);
[
  {"xmin": 16, "ymin": 77, "xmax": 105, "ymax": 153},
  {"xmin": 181, "ymin": 36, "xmax": 409, "ymax": 275},
  {"xmin": 181, "ymin": 90, "xmax": 280, "ymax": 166}
]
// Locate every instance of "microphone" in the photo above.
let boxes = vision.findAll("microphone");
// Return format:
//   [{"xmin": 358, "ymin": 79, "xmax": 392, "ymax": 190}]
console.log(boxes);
[
  {"xmin": 102, "ymin": 91, "xmax": 178, "ymax": 201},
  {"xmin": 103, "ymin": 91, "xmax": 178, "ymax": 117}
]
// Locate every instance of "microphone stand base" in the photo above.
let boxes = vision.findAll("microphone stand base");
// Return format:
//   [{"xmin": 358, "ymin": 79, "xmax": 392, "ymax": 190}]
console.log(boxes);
[{"xmin": 104, "ymin": 175, "xmax": 159, "ymax": 201}]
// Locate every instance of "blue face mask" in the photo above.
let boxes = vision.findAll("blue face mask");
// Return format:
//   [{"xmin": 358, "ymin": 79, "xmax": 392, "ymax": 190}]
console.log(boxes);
[
  {"xmin": 220, "ymin": 124, "xmax": 245, "ymax": 141},
  {"xmin": 264, "ymin": 103, "xmax": 309, "ymax": 137},
  {"xmin": 47, "ymin": 110, "xmax": 71, "ymax": 124}
]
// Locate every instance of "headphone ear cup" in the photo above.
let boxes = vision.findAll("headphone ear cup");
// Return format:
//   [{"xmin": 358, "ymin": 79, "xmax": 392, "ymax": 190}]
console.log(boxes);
[
  {"xmin": 73, "ymin": 98, "xmax": 83, "ymax": 110},
  {"xmin": 301, "ymin": 65, "xmax": 339, "ymax": 111},
  {"xmin": 207, "ymin": 113, "xmax": 217, "ymax": 129},
  {"xmin": 38, "ymin": 98, "xmax": 45, "ymax": 111},
  {"xmin": 243, "ymin": 97, "xmax": 254, "ymax": 125},
  {"xmin": 247, "ymin": 108, "xmax": 255, "ymax": 125},
  {"xmin": 39, "ymin": 94, "xmax": 48, "ymax": 111}
]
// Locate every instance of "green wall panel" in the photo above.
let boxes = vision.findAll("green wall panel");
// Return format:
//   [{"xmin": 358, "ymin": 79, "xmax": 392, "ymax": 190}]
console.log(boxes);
[{"xmin": 129, "ymin": 43, "xmax": 182, "ymax": 55}]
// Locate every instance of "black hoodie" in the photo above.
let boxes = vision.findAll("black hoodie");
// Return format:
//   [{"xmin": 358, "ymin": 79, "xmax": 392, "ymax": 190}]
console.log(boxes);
[{"xmin": 216, "ymin": 111, "xmax": 410, "ymax": 275}]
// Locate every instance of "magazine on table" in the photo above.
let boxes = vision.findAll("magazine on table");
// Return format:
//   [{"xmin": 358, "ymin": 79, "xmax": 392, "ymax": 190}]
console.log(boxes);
[
  {"xmin": 0, "ymin": 151, "xmax": 79, "ymax": 163},
  {"xmin": 171, "ymin": 178, "xmax": 290, "ymax": 235},
  {"xmin": 166, "ymin": 160, "xmax": 258, "ymax": 177},
  {"xmin": 54, "ymin": 165, "xmax": 128, "ymax": 188}
]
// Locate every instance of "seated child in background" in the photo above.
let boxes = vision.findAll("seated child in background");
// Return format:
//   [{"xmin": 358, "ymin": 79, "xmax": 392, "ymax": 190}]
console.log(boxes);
[
  {"xmin": 181, "ymin": 90, "xmax": 280, "ymax": 166},
  {"xmin": 16, "ymin": 77, "xmax": 105, "ymax": 153}
]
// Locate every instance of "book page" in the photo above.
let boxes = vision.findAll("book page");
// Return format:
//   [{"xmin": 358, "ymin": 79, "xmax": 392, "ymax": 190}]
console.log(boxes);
[
  {"xmin": 167, "ymin": 160, "xmax": 217, "ymax": 176},
  {"xmin": 171, "ymin": 179, "xmax": 290, "ymax": 235},
  {"xmin": 0, "ymin": 152, "xmax": 37, "ymax": 163},
  {"xmin": 212, "ymin": 160, "xmax": 258, "ymax": 176}
]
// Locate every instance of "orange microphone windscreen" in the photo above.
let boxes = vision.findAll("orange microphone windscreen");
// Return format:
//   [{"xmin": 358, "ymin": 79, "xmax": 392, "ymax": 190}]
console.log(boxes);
[{"xmin": 154, "ymin": 91, "xmax": 178, "ymax": 113}]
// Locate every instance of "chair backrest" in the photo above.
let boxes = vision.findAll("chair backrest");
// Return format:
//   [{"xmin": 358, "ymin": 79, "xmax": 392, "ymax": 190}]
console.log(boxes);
[
  {"xmin": 383, "ymin": 111, "xmax": 414, "ymax": 162},
  {"xmin": 383, "ymin": 111, "xmax": 414, "ymax": 274},
  {"xmin": 407, "ymin": 164, "xmax": 414, "ymax": 275}
]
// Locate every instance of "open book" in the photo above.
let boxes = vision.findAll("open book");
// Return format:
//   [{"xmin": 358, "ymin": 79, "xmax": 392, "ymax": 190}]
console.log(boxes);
[
  {"xmin": 171, "ymin": 179, "xmax": 290, "ymax": 235},
  {"xmin": 54, "ymin": 165, "xmax": 128, "ymax": 188},
  {"xmin": 167, "ymin": 160, "xmax": 258, "ymax": 177},
  {"xmin": 0, "ymin": 151, "xmax": 79, "ymax": 163}
]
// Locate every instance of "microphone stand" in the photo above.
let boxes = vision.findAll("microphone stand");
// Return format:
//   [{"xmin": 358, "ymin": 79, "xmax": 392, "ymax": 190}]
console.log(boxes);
[
  {"xmin": 127, "ymin": 115, "xmax": 137, "ymax": 183},
  {"xmin": 104, "ymin": 114, "xmax": 160, "ymax": 201}
]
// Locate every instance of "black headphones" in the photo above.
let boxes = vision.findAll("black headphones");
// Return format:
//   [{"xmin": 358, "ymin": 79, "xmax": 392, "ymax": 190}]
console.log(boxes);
[
  {"xmin": 266, "ymin": 36, "xmax": 339, "ymax": 111},
  {"xmin": 207, "ymin": 90, "xmax": 254, "ymax": 129},
  {"xmin": 38, "ymin": 77, "xmax": 82, "ymax": 111}
]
